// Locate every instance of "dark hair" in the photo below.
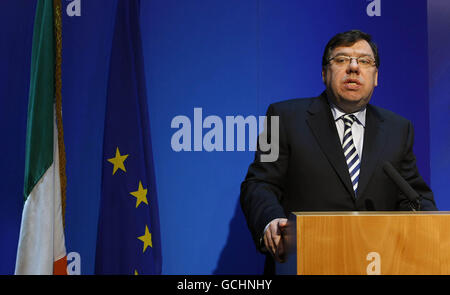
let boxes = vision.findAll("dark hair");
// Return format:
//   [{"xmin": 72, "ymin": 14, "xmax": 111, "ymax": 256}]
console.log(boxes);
[{"xmin": 322, "ymin": 30, "xmax": 380, "ymax": 69}]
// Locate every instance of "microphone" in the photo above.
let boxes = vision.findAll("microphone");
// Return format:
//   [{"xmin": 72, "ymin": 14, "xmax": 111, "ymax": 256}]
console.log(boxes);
[{"xmin": 382, "ymin": 161, "xmax": 421, "ymax": 211}]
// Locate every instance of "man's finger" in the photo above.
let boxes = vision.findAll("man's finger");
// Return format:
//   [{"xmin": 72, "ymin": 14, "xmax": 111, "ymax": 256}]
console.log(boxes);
[
  {"xmin": 264, "ymin": 227, "xmax": 275, "ymax": 255},
  {"xmin": 273, "ymin": 219, "xmax": 288, "ymax": 262},
  {"xmin": 271, "ymin": 227, "xmax": 281, "ymax": 248},
  {"xmin": 270, "ymin": 222, "xmax": 283, "ymax": 257},
  {"xmin": 275, "ymin": 238, "xmax": 285, "ymax": 263},
  {"xmin": 278, "ymin": 219, "xmax": 288, "ymax": 228}
]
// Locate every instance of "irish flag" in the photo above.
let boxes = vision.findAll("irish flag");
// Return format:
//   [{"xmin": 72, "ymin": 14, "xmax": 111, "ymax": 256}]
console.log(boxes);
[{"xmin": 15, "ymin": 0, "xmax": 67, "ymax": 275}]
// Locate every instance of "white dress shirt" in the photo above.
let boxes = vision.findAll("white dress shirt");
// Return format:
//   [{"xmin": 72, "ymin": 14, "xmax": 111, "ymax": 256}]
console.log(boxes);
[{"xmin": 329, "ymin": 101, "xmax": 366, "ymax": 159}]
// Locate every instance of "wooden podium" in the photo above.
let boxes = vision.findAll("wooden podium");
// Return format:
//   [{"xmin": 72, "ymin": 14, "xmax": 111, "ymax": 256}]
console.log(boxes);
[{"xmin": 276, "ymin": 212, "xmax": 450, "ymax": 275}]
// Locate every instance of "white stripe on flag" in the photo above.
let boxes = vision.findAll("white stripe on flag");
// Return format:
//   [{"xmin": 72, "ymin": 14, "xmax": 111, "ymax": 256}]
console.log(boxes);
[{"xmin": 15, "ymin": 112, "xmax": 66, "ymax": 275}]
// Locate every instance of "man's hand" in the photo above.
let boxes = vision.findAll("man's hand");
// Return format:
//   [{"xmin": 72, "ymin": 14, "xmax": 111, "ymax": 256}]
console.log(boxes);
[{"xmin": 263, "ymin": 218, "xmax": 288, "ymax": 263}]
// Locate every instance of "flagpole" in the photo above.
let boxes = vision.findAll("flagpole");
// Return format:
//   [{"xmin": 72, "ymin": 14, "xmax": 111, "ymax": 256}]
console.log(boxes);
[{"xmin": 53, "ymin": 0, "xmax": 66, "ymax": 228}]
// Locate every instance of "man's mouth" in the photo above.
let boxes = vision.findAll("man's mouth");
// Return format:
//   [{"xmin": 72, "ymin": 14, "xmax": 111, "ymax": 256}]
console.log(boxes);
[{"xmin": 343, "ymin": 79, "xmax": 362, "ymax": 89}]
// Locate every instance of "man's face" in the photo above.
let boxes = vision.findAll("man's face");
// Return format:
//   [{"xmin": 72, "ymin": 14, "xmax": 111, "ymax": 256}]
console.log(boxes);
[{"xmin": 322, "ymin": 40, "xmax": 378, "ymax": 113}]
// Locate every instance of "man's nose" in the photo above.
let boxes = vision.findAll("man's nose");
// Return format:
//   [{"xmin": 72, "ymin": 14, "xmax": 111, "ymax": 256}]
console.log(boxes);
[{"xmin": 347, "ymin": 58, "xmax": 360, "ymax": 74}]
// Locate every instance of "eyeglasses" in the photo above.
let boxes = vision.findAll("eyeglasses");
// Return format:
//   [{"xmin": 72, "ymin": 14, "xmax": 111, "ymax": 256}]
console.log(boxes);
[{"xmin": 328, "ymin": 55, "xmax": 376, "ymax": 68}]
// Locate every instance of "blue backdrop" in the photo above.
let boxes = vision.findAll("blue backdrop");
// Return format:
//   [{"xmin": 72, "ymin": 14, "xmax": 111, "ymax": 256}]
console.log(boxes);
[{"xmin": 1, "ymin": 0, "xmax": 449, "ymax": 275}]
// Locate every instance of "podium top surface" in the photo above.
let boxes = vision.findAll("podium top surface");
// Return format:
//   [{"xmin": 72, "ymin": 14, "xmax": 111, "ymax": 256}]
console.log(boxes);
[{"xmin": 291, "ymin": 211, "xmax": 447, "ymax": 216}]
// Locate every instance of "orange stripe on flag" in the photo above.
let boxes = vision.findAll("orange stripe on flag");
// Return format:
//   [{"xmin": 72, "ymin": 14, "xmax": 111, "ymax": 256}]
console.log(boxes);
[{"xmin": 53, "ymin": 256, "xmax": 67, "ymax": 275}]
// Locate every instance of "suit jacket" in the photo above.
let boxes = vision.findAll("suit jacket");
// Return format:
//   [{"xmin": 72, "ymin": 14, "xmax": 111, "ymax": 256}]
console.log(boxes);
[{"xmin": 240, "ymin": 92, "xmax": 437, "ymax": 252}]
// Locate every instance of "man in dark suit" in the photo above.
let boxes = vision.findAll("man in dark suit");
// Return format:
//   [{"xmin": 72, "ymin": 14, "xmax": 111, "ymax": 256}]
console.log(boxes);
[{"xmin": 240, "ymin": 30, "xmax": 437, "ymax": 274}]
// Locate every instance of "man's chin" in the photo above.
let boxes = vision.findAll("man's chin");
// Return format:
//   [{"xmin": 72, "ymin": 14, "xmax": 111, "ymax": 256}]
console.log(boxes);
[
  {"xmin": 337, "ymin": 96, "xmax": 370, "ymax": 112},
  {"xmin": 326, "ymin": 89, "xmax": 371, "ymax": 112},
  {"xmin": 339, "ymin": 91, "xmax": 365, "ymax": 102}
]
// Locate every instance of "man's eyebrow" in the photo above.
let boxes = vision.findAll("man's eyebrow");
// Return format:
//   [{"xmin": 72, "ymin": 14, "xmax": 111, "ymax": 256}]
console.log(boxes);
[{"xmin": 332, "ymin": 51, "xmax": 374, "ymax": 58}]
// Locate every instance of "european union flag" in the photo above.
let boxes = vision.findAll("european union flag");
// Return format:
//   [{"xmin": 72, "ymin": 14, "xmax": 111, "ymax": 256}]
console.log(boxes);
[{"xmin": 95, "ymin": 0, "xmax": 162, "ymax": 275}]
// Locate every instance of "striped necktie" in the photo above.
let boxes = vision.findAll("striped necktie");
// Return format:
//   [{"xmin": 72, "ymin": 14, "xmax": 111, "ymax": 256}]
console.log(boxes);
[{"xmin": 342, "ymin": 114, "xmax": 360, "ymax": 196}]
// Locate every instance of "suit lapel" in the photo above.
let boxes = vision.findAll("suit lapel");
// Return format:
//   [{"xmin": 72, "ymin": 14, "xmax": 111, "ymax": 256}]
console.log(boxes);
[
  {"xmin": 356, "ymin": 105, "xmax": 386, "ymax": 198},
  {"xmin": 306, "ymin": 94, "xmax": 387, "ymax": 200},
  {"xmin": 306, "ymin": 94, "xmax": 356, "ymax": 198}
]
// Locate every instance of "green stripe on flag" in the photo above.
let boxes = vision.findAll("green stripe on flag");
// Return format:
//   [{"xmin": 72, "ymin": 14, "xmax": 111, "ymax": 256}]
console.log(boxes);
[{"xmin": 23, "ymin": 0, "xmax": 55, "ymax": 199}]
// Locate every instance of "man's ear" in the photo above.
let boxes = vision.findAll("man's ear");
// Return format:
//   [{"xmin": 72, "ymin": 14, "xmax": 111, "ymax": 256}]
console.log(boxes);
[
  {"xmin": 374, "ymin": 69, "xmax": 378, "ymax": 87},
  {"xmin": 321, "ymin": 68, "xmax": 326, "ymax": 84}
]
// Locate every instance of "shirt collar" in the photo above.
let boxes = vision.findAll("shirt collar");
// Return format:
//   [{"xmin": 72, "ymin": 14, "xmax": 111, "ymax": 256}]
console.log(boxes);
[{"xmin": 329, "ymin": 100, "xmax": 366, "ymax": 127}]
